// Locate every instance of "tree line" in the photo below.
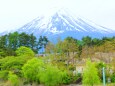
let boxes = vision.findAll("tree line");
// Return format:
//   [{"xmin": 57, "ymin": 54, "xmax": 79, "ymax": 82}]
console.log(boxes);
[
  {"xmin": 0, "ymin": 32, "xmax": 48, "ymax": 57},
  {"xmin": 0, "ymin": 31, "xmax": 115, "ymax": 58},
  {"xmin": 45, "ymin": 36, "xmax": 115, "ymax": 60}
]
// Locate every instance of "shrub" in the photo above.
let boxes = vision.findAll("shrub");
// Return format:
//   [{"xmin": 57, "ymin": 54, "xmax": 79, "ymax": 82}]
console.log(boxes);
[
  {"xmin": 0, "ymin": 56, "xmax": 31, "ymax": 77},
  {"xmin": 61, "ymin": 71, "xmax": 72, "ymax": 84},
  {"xmin": 82, "ymin": 59, "xmax": 100, "ymax": 86},
  {"xmin": 0, "ymin": 70, "xmax": 9, "ymax": 80},
  {"xmin": 16, "ymin": 46, "xmax": 34, "ymax": 56},
  {"xmin": 22, "ymin": 58, "xmax": 44, "ymax": 84},
  {"xmin": 111, "ymin": 73, "xmax": 115, "ymax": 82},
  {"xmin": 8, "ymin": 71, "xmax": 19, "ymax": 86},
  {"xmin": 39, "ymin": 65, "xmax": 64, "ymax": 86}
]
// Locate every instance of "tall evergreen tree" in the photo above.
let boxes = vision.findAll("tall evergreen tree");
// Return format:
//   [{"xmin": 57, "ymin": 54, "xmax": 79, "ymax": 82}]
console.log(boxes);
[
  {"xmin": 29, "ymin": 33, "xmax": 38, "ymax": 53},
  {"xmin": 38, "ymin": 36, "xmax": 49, "ymax": 53},
  {"xmin": 8, "ymin": 32, "xmax": 19, "ymax": 50},
  {"xmin": 18, "ymin": 32, "xmax": 30, "ymax": 47},
  {"xmin": 0, "ymin": 35, "xmax": 8, "ymax": 49}
]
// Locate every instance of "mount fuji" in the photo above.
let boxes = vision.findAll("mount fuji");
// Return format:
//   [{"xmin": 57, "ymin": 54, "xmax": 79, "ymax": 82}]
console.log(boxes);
[{"xmin": 1, "ymin": 9, "xmax": 115, "ymax": 41}]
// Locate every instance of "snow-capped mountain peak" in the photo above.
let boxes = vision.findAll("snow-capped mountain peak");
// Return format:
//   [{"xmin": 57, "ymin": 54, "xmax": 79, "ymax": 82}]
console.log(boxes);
[{"xmin": 1, "ymin": 8, "xmax": 115, "ymax": 39}]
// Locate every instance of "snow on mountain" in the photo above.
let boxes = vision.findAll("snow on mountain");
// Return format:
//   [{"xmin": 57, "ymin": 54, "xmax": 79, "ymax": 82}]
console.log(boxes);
[{"xmin": 1, "ymin": 8, "xmax": 115, "ymax": 40}]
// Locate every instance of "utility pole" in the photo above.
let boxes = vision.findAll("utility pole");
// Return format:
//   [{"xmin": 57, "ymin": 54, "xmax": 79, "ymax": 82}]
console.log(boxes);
[{"xmin": 103, "ymin": 67, "xmax": 106, "ymax": 86}]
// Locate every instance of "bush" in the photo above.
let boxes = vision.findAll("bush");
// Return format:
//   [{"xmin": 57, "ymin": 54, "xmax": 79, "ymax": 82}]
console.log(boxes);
[
  {"xmin": 0, "ymin": 55, "xmax": 34, "ymax": 79},
  {"xmin": 39, "ymin": 65, "xmax": 64, "ymax": 86},
  {"xmin": 0, "ymin": 70, "xmax": 9, "ymax": 80},
  {"xmin": 61, "ymin": 71, "xmax": 82, "ymax": 84},
  {"xmin": 96, "ymin": 62, "xmax": 106, "ymax": 81},
  {"xmin": 0, "ymin": 49, "xmax": 6, "ymax": 57},
  {"xmin": 61, "ymin": 71, "xmax": 72, "ymax": 84},
  {"xmin": 16, "ymin": 46, "xmax": 34, "ymax": 56},
  {"xmin": 22, "ymin": 58, "xmax": 44, "ymax": 84},
  {"xmin": 111, "ymin": 73, "xmax": 115, "ymax": 82},
  {"xmin": 82, "ymin": 59, "xmax": 100, "ymax": 86},
  {"xmin": 22, "ymin": 58, "xmax": 70, "ymax": 86},
  {"xmin": 8, "ymin": 71, "xmax": 19, "ymax": 86},
  {"xmin": 68, "ymin": 64, "xmax": 76, "ymax": 71}
]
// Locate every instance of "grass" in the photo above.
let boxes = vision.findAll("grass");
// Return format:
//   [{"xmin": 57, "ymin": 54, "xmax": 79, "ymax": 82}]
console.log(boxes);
[
  {"xmin": 0, "ymin": 81, "xmax": 115, "ymax": 86},
  {"xmin": 92, "ymin": 83, "xmax": 115, "ymax": 86}
]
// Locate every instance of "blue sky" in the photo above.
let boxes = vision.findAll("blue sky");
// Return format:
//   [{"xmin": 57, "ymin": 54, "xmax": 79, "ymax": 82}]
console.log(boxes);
[{"xmin": 0, "ymin": 0, "xmax": 115, "ymax": 32}]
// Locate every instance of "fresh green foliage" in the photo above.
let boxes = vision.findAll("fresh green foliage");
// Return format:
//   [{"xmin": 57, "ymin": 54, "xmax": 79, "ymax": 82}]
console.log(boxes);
[
  {"xmin": 0, "ymin": 34, "xmax": 115, "ymax": 85},
  {"xmin": 0, "ymin": 32, "xmax": 49, "ymax": 55},
  {"xmin": 29, "ymin": 33, "xmax": 38, "ymax": 53},
  {"xmin": 61, "ymin": 71, "xmax": 72, "ymax": 84},
  {"xmin": 22, "ymin": 57, "xmax": 68, "ymax": 86},
  {"xmin": 96, "ymin": 62, "xmax": 106, "ymax": 79},
  {"xmin": 0, "ymin": 35, "xmax": 7, "ymax": 49},
  {"xmin": 0, "ymin": 70, "xmax": 9, "ymax": 80},
  {"xmin": 82, "ymin": 59, "xmax": 100, "ymax": 86},
  {"xmin": 0, "ymin": 56, "xmax": 23, "ymax": 70},
  {"xmin": 82, "ymin": 36, "xmax": 92, "ymax": 46},
  {"xmin": 0, "ymin": 49, "xmax": 34, "ymax": 79},
  {"xmin": 8, "ymin": 32, "xmax": 19, "ymax": 50},
  {"xmin": 111, "ymin": 73, "xmax": 115, "ymax": 82},
  {"xmin": 8, "ymin": 71, "xmax": 19, "ymax": 86},
  {"xmin": 22, "ymin": 58, "xmax": 44, "ymax": 83},
  {"xmin": 16, "ymin": 46, "xmax": 35, "ymax": 56},
  {"xmin": 39, "ymin": 65, "xmax": 64, "ymax": 86},
  {"xmin": 0, "ymin": 49, "xmax": 6, "ymax": 57},
  {"xmin": 18, "ymin": 32, "xmax": 30, "ymax": 47}
]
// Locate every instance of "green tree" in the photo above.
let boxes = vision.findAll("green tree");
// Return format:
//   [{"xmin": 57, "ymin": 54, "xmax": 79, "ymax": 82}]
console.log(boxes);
[
  {"xmin": 0, "ymin": 35, "xmax": 8, "ymax": 49},
  {"xmin": 8, "ymin": 32, "xmax": 19, "ymax": 50},
  {"xmin": 96, "ymin": 62, "xmax": 106, "ymax": 79},
  {"xmin": 54, "ymin": 37, "xmax": 78, "ymax": 66},
  {"xmin": 77, "ymin": 40, "xmax": 83, "ymax": 59},
  {"xmin": 82, "ymin": 59, "xmax": 100, "ymax": 86},
  {"xmin": 65, "ymin": 37, "xmax": 78, "ymax": 54},
  {"xmin": 39, "ymin": 65, "xmax": 64, "ymax": 86},
  {"xmin": 18, "ymin": 32, "xmax": 30, "ymax": 47},
  {"xmin": 22, "ymin": 58, "xmax": 44, "ymax": 84},
  {"xmin": 82, "ymin": 36, "xmax": 93, "ymax": 57},
  {"xmin": 29, "ymin": 33, "xmax": 38, "ymax": 53},
  {"xmin": 82, "ymin": 36, "xmax": 92, "ymax": 47},
  {"xmin": 92, "ymin": 38, "xmax": 102, "ymax": 46},
  {"xmin": 38, "ymin": 36, "xmax": 49, "ymax": 53},
  {"xmin": 57, "ymin": 37, "xmax": 78, "ymax": 57},
  {"xmin": 15, "ymin": 46, "xmax": 34, "ymax": 56},
  {"xmin": 0, "ymin": 56, "xmax": 30, "ymax": 77}
]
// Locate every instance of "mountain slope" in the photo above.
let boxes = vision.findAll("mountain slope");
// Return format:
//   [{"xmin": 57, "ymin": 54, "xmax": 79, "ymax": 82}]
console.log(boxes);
[{"xmin": 1, "ymin": 9, "xmax": 115, "ymax": 40}]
